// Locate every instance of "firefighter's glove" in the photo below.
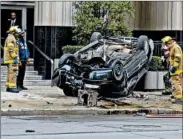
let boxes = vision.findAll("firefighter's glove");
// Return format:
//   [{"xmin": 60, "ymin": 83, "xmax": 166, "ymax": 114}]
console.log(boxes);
[
  {"xmin": 161, "ymin": 56, "xmax": 165, "ymax": 62},
  {"xmin": 13, "ymin": 57, "xmax": 19, "ymax": 64},
  {"xmin": 170, "ymin": 66, "xmax": 176, "ymax": 73}
]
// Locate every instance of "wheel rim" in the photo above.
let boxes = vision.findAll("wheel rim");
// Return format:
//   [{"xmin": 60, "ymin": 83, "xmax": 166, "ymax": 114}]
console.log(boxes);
[
  {"xmin": 113, "ymin": 62, "xmax": 123, "ymax": 81},
  {"xmin": 115, "ymin": 64, "xmax": 122, "ymax": 76},
  {"xmin": 148, "ymin": 39, "xmax": 154, "ymax": 62},
  {"xmin": 144, "ymin": 41, "xmax": 149, "ymax": 55}
]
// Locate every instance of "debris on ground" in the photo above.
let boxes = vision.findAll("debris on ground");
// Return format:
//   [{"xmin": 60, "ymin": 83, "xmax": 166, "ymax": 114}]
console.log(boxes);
[
  {"xmin": 131, "ymin": 92, "xmax": 149, "ymax": 100},
  {"xmin": 25, "ymin": 130, "xmax": 35, "ymax": 133},
  {"xmin": 97, "ymin": 91, "xmax": 182, "ymax": 110},
  {"xmin": 99, "ymin": 97, "xmax": 133, "ymax": 109},
  {"xmin": 1, "ymin": 87, "xmax": 182, "ymax": 113},
  {"xmin": 46, "ymin": 101, "xmax": 53, "ymax": 105},
  {"xmin": 133, "ymin": 112, "xmax": 146, "ymax": 117}
]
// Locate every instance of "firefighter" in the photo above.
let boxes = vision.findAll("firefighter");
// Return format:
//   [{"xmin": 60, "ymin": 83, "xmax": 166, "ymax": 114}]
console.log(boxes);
[
  {"xmin": 3, "ymin": 26, "xmax": 21, "ymax": 93},
  {"xmin": 16, "ymin": 29, "xmax": 30, "ymax": 91},
  {"xmin": 161, "ymin": 44, "xmax": 172, "ymax": 95},
  {"xmin": 161, "ymin": 36, "xmax": 183, "ymax": 102}
]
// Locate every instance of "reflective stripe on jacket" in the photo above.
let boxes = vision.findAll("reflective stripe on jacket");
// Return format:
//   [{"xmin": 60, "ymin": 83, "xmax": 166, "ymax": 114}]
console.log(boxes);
[{"xmin": 169, "ymin": 43, "xmax": 183, "ymax": 76}]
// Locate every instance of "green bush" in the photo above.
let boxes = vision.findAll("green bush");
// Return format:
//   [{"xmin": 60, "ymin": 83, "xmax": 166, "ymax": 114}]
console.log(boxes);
[
  {"xmin": 149, "ymin": 56, "xmax": 165, "ymax": 71},
  {"xmin": 73, "ymin": 2, "xmax": 134, "ymax": 45},
  {"xmin": 62, "ymin": 45, "xmax": 84, "ymax": 54}
]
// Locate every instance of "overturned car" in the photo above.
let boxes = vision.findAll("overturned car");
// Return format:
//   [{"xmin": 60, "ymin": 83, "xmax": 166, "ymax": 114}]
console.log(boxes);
[{"xmin": 52, "ymin": 35, "xmax": 154, "ymax": 99}]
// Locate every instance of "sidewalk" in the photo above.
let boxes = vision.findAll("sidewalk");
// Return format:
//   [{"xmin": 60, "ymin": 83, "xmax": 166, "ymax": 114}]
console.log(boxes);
[{"xmin": 1, "ymin": 86, "xmax": 182, "ymax": 116}]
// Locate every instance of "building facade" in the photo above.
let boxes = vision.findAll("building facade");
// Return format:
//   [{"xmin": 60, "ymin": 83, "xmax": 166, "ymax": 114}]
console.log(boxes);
[
  {"xmin": 130, "ymin": 1, "xmax": 183, "ymax": 41},
  {"xmin": 1, "ymin": 1, "xmax": 183, "ymax": 79},
  {"xmin": 1, "ymin": 1, "xmax": 74, "ymax": 78}
]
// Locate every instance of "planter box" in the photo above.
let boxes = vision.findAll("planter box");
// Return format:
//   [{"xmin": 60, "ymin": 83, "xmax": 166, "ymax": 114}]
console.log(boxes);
[{"xmin": 144, "ymin": 71, "xmax": 167, "ymax": 90}]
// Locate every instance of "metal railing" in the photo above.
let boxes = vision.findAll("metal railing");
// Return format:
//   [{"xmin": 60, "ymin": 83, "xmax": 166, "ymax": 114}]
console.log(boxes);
[
  {"xmin": 1, "ymin": 37, "xmax": 5, "ymax": 50},
  {"xmin": 153, "ymin": 41, "xmax": 183, "ymax": 56},
  {"xmin": 28, "ymin": 41, "xmax": 54, "ymax": 87},
  {"xmin": 1, "ymin": 45, "xmax": 4, "ymax": 50},
  {"xmin": 1, "ymin": 45, "xmax": 4, "ymax": 64}
]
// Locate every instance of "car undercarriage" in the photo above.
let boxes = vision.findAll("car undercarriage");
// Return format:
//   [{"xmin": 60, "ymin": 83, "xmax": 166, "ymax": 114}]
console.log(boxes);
[{"xmin": 52, "ymin": 35, "xmax": 154, "ymax": 106}]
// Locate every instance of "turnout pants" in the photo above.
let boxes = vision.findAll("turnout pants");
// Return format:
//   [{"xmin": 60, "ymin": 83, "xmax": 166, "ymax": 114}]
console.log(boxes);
[
  {"xmin": 17, "ymin": 61, "xmax": 27, "ymax": 87},
  {"xmin": 163, "ymin": 72, "xmax": 172, "ymax": 93},
  {"xmin": 6, "ymin": 64, "xmax": 18, "ymax": 88},
  {"xmin": 170, "ymin": 74, "xmax": 182, "ymax": 99}
]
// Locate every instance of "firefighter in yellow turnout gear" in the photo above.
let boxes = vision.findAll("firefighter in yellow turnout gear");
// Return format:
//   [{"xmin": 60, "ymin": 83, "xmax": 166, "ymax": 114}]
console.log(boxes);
[
  {"xmin": 3, "ymin": 26, "xmax": 21, "ymax": 93},
  {"xmin": 161, "ymin": 36, "xmax": 183, "ymax": 102}
]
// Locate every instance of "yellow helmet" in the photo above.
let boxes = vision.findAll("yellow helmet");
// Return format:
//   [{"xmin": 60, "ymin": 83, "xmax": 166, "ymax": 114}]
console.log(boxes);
[
  {"xmin": 7, "ymin": 26, "xmax": 21, "ymax": 34},
  {"xmin": 161, "ymin": 36, "xmax": 173, "ymax": 44}
]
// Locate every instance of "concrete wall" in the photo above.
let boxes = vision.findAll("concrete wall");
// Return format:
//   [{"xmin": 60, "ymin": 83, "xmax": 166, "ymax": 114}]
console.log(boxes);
[
  {"xmin": 3, "ymin": 1, "xmax": 182, "ymax": 30},
  {"xmin": 34, "ymin": 1, "xmax": 73, "ymax": 26},
  {"xmin": 1, "ymin": 1, "xmax": 35, "ymax": 7},
  {"xmin": 131, "ymin": 1, "xmax": 183, "ymax": 31}
]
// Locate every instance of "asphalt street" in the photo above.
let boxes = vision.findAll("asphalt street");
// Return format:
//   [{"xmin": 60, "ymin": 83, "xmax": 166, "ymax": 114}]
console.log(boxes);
[{"xmin": 1, "ymin": 115, "xmax": 182, "ymax": 139}]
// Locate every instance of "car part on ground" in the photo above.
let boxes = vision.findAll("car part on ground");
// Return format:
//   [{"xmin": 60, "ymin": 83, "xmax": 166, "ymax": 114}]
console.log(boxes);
[
  {"xmin": 77, "ymin": 89, "xmax": 98, "ymax": 107},
  {"xmin": 52, "ymin": 35, "xmax": 154, "ymax": 107}
]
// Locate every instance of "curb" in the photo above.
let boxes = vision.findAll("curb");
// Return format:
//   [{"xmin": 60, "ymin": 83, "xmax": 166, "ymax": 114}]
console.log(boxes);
[
  {"xmin": 146, "ymin": 114, "xmax": 183, "ymax": 118},
  {"xmin": 1, "ymin": 108, "xmax": 182, "ymax": 116}
]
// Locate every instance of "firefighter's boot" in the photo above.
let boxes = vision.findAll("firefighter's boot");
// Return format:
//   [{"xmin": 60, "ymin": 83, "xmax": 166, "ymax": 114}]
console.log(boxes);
[
  {"xmin": 171, "ymin": 74, "xmax": 182, "ymax": 99},
  {"xmin": 17, "ymin": 85, "xmax": 22, "ymax": 91},
  {"xmin": 6, "ymin": 88, "xmax": 19, "ymax": 93},
  {"xmin": 162, "ymin": 90, "xmax": 172, "ymax": 95}
]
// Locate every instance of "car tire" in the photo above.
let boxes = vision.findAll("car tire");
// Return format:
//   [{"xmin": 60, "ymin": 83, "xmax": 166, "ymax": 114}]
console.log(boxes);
[
  {"xmin": 147, "ymin": 39, "xmax": 154, "ymax": 63},
  {"xmin": 90, "ymin": 32, "xmax": 102, "ymax": 43},
  {"xmin": 63, "ymin": 86, "xmax": 73, "ymax": 97},
  {"xmin": 63, "ymin": 86, "xmax": 78, "ymax": 97},
  {"xmin": 52, "ymin": 68, "xmax": 59, "ymax": 80},
  {"xmin": 52, "ymin": 68, "xmax": 60, "ymax": 86},
  {"xmin": 58, "ymin": 54, "xmax": 76, "ymax": 68},
  {"xmin": 137, "ymin": 35, "xmax": 149, "ymax": 55},
  {"xmin": 109, "ymin": 59, "xmax": 124, "ymax": 81}
]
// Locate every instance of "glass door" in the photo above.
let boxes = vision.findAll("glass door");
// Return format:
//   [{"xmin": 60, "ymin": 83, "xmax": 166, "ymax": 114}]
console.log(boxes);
[
  {"xmin": 1, "ymin": 7, "xmax": 27, "ymax": 41},
  {"xmin": 1, "ymin": 7, "xmax": 27, "ymax": 58}
]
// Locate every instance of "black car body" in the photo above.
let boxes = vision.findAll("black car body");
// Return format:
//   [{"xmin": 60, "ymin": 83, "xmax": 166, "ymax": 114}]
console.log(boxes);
[{"xmin": 52, "ymin": 35, "xmax": 154, "ymax": 97}]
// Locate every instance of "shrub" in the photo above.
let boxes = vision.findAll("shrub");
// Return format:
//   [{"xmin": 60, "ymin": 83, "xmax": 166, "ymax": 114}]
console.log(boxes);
[
  {"xmin": 62, "ymin": 45, "xmax": 84, "ymax": 54},
  {"xmin": 149, "ymin": 56, "xmax": 165, "ymax": 71},
  {"xmin": 73, "ymin": 2, "xmax": 135, "ymax": 45}
]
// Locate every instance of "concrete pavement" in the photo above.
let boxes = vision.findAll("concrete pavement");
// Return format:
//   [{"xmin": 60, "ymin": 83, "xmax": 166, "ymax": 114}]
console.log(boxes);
[
  {"xmin": 1, "ymin": 86, "xmax": 182, "ymax": 116},
  {"xmin": 1, "ymin": 115, "xmax": 182, "ymax": 139}
]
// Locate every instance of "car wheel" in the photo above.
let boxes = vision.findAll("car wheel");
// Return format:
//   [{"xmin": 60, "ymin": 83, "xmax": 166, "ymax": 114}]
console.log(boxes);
[
  {"xmin": 63, "ymin": 86, "xmax": 73, "ymax": 96},
  {"xmin": 90, "ymin": 32, "xmax": 102, "ymax": 43},
  {"xmin": 63, "ymin": 86, "xmax": 78, "ymax": 97},
  {"xmin": 137, "ymin": 35, "xmax": 149, "ymax": 55},
  {"xmin": 110, "ymin": 60, "xmax": 124, "ymax": 81},
  {"xmin": 147, "ymin": 39, "xmax": 154, "ymax": 63},
  {"xmin": 52, "ymin": 68, "xmax": 59, "ymax": 80},
  {"xmin": 58, "ymin": 54, "xmax": 76, "ymax": 68},
  {"xmin": 52, "ymin": 68, "xmax": 60, "ymax": 86}
]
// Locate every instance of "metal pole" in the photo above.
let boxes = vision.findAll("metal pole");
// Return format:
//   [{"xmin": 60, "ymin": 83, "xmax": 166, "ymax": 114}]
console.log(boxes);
[
  {"xmin": 180, "ymin": 31, "xmax": 182, "ymax": 42},
  {"xmin": 175, "ymin": 31, "xmax": 178, "ymax": 40},
  {"xmin": 22, "ymin": 8, "xmax": 27, "ymax": 41},
  {"xmin": 50, "ymin": 59, "xmax": 54, "ymax": 87}
]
